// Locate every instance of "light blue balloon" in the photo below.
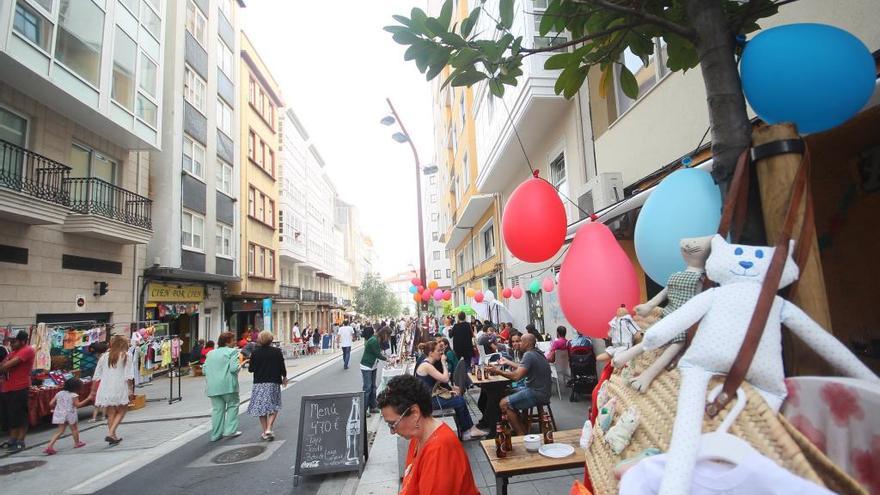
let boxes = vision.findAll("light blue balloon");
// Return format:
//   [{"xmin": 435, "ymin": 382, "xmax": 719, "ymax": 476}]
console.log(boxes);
[
  {"xmin": 634, "ymin": 169, "xmax": 722, "ymax": 286},
  {"xmin": 408, "ymin": 285, "xmax": 418, "ymax": 294},
  {"xmin": 741, "ymin": 23, "xmax": 875, "ymax": 134}
]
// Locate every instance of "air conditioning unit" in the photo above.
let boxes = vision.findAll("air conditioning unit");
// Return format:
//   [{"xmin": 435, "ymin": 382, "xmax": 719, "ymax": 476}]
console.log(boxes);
[{"xmin": 577, "ymin": 172, "xmax": 624, "ymax": 220}]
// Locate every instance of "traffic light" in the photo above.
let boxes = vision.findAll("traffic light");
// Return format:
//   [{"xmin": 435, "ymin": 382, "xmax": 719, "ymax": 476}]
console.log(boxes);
[{"xmin": 94, "ymin": 281, "xmax": 109, "ymax": 296}]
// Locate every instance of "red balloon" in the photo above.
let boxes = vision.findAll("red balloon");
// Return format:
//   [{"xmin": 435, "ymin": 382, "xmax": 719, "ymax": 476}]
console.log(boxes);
[
  {"xmin": 474, "ymin": 291, "xmax": 485, "ymax": 303},
  {"xmin": 442, "ymin": 290, "xmax": 452, "ymax": 301},
  {"xmin": 502, "ymin": 288, "xmax": 512, "ymax": 299},
  {"xmin": 411, "ymin": 278, "xmax": 422, "ymax": 287},
  {"xmin": 511, "ymin": 286, "xmax": 523, "ymax": 299},
  {"xmin": 558, "ymin": 223, "xmax": 640, "ymax": 338},
  {"xmin": 502, "ymin": 174, "xmax": 567, "ymax": 263},
  {"xmin": 422, "ymin": 288, "xmax": 433, "ymax": 301}
]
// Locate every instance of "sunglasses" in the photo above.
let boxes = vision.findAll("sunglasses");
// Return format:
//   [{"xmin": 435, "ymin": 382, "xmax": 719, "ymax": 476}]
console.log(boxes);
[{"xmin": 387, "ymin": 406, "xmax": 413, "ymax": 433}]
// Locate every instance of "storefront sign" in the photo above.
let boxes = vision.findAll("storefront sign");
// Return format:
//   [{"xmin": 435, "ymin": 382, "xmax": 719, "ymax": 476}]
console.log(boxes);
[
  {"xmin": 263, "ymin": 298, "xmax": 273, "ymax": 332},
  {"xmin": 147, "ymin": 283, "xmax": 204, "ymax": 303}
]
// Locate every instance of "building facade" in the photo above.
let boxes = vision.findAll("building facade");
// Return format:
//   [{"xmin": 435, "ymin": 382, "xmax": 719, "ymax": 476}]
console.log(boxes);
[
  {"xmin": 0, "ymin": 0, "xmax": 162, "ymax": 327},
  {"xmin": 224, "ymin": 31, "xmax": 282, "ymax": 339},
  {"xmin": 385, "ymin": 269, "xmax": 417, "ymax": 317},
  {"xmin": 421, "ymin": 166, "xmax": 452, "ymax": 292},
  {"xmin": 145, "ymin": 0, "xmax": 244, "ymax": 347}
]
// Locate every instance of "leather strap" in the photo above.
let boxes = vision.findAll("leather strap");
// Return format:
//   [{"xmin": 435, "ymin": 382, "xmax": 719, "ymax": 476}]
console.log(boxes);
[{"xmin": 705, "ymin": 143, "xmax": 814, "ymax": 416}]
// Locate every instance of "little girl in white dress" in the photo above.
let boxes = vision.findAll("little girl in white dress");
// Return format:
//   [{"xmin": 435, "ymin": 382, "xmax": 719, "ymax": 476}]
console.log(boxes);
[{"xmin": 45, "ymin": 378, "xmax": 91, "ymax": 455}]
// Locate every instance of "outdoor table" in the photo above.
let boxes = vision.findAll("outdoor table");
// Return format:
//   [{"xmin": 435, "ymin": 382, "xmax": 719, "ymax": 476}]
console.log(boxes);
[
  {"xmin": 377, "ymin": 362, "xmax": 412, "ymax": 394},
  {"xmin": 28, "ymin": 380, "xmax": 94, "ymax": 426},
  {"xmin": 468, "ymin": 372, "xmax": 511, "ymax": 386},
  {"xmin": 480, "ymin": 428, "xmax": 585, "ymax": 495}
]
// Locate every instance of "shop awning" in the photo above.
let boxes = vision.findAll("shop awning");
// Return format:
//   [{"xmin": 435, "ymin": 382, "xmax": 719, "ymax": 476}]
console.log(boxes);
[
  {"xmin": 144, "ymin": 266, "xmax": 241, "ymax": 285},
  {"xmin": 445, "ymin": 194, "xmax": 494, "ymax": 250},
  {"xmin": 565, "ymin": 159, "xmax": 715, "ymax": 240}
]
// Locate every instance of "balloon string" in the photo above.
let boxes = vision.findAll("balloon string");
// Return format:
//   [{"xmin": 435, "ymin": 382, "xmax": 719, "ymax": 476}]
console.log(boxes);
[{"xmin": 512, "ymin": 244, "xmax": 572, "ymax": 282}]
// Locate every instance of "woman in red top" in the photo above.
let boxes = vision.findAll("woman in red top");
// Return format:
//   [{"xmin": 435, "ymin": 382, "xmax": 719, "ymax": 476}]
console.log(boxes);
[
  {"xmin": 378, "ymin": 374, "xmax": 479, "ymax": 495},
  {"xmin": 200, "ymin": 340, "xmax": 215, "ymax": 365}
]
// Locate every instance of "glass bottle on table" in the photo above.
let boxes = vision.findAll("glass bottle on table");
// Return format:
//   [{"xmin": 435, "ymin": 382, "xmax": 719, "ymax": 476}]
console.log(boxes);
[
  {"xmin": 495, "ymin": 424, "xmax": 507, "ymax": 458},
  {"xmin": 541, "ymin": 412, "xmax": 554, "ymax": 444},
  {"xmin": 501, "ymin": 412, "xmax": 513, "ymax": 452}
]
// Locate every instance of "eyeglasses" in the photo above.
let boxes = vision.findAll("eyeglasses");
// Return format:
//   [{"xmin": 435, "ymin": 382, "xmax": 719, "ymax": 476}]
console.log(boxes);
[{"xmin": 387, "ymin": 406, "xmax": 413, "ymax": 433}]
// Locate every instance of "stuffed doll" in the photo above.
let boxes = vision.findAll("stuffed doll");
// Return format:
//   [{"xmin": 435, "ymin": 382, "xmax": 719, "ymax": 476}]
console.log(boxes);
[
  {"xmin": 639, "ymin": 235, "xmax": 879, "ymax": 495},
  {"xmin": 596, "ymin": 305, "xmax": 640, "ymax": 362},
  {"xmin": 605, "ymin": 407, "xmax": 639, "ymax": 454},
  {"xmin": 613, "ymin": 236, "xmax": 712, "ymax": 392}
]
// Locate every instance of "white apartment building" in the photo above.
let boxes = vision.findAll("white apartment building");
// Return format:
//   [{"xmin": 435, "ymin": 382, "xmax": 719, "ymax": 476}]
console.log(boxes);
[
  {"xmin": 422, "ymin": 166, "xmax": 452, "ymax": 291},
  {"xmin": 144, "ymin": 0, "xmax": 244, "ymax": 346},
  {"xmin": 386, "ymin": 269, "xmax": 417, "ymax": 317},
  {"xmin": 277, "ymin": 107, "xmax": 358, "ymax": 337},
  {"xmin": 0, "ymin": 0, "xmax": 164, "ymax": 327}
]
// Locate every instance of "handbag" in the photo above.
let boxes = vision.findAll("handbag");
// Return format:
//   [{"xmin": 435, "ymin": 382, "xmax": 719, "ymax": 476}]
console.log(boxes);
[
  {"xmin": 584, "ymin": 146, "xmax": 866, "ymax": 494},
  {"xmin": 431, "ymin": 382, "xmax": 454, "ymax": 400}
]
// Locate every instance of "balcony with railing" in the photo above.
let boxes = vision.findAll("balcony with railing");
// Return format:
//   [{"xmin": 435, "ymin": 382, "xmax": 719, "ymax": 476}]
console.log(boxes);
[
  {"xmin": 279, "ymin": 285, "xmax": 301, "ymax": 301},
  {"xmin": 318, "ymin": 292, "xmax": 334, "ymax": 303},
  {"xmin": 301, "ymin": 289, "xmax": 317, "ymax": 303},
  {"xmin": 62, "ymin": 177, "xmax": 152, "ymax": 244},
  {"xmin": 0, "ymin": 139, "xmax": 71, "ymax": 224}
]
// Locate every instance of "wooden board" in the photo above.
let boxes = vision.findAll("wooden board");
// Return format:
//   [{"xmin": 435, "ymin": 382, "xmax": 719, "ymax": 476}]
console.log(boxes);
[
  {"xmin": 294, "ymin": 392, "xmax": 366, "ymax": 478},
  {"xmin": 469, "ymin": 372, "xmax": 511, "ymax": 385},
  {"xmin": 480, "ymin": 428, "xmax": 585, "ymax": 477}
]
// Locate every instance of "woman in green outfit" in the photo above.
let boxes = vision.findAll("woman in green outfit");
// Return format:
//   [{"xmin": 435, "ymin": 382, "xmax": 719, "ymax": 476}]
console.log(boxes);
[
  {"xmin": 360, "ymin": 327, "xmax": 390, "ymax": 416},
  {"xmin": 204, "ymin": 331, "xmax": 243, "ymax": 441}
]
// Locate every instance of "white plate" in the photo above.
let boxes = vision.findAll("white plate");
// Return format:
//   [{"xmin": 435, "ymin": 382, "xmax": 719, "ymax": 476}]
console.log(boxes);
[{"xmin": 538, "ymin": 443, "xmax": 575, "ymax": 459}]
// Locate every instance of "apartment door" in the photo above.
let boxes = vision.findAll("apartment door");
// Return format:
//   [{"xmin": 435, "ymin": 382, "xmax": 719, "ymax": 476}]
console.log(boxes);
[
  {"xmin": 527, "ymin": 290, "xmax": 545, "ymax": 334},
  {"xmin": 0, "ymin": 106, "xmax": 27, "ymax": 180}
]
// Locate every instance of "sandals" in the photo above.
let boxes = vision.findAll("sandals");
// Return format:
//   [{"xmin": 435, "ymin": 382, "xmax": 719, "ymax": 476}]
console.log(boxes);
[
  {"xmin": 44, "ymin": 447, "xmax": 57, "ymax": 455},
  {"xmin": 74, "ymin": 441, "xmax": 86, "ymax": 449},
  {"xmin": 106, "ymin": 436, "xmax": 122, "ymax": 446},
  {"xmin": 261, "ymin": 431, "xmax": 275, "ymax": 441}
]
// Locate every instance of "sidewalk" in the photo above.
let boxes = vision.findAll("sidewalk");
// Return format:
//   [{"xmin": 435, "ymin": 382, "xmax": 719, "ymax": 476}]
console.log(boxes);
[
  {"xmin": 0, "ymin": 343, "xmax": 362, "ymax": 494},
  {"xmin": 355, "ymin": 380, "xmax": 590, "ymax": 495}
]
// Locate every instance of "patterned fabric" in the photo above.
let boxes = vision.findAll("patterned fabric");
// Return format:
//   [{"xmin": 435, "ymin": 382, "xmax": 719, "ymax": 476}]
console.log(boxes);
[
  {"xmin": 247, "ymin": 382, "xmax": 282, "ymax": 417},
  {"xmin": 783, "ymin": 376, "xmax": 880, "ymax": 494},
  {"xmin": 663, "ymin": 270, "xmax": 704, "ymax": 343}
]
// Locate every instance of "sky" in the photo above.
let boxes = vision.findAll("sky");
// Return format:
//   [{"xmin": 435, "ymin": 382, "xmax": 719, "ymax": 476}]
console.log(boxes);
[{"xmin": 242, "ymin": 1, "xmax": 433, "ymax": 279}]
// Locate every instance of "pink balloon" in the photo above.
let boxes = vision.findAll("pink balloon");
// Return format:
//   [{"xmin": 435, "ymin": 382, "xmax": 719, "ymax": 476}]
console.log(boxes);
[
  {"xmin": 502, "ymin": 175, "xmax": 567, "ymax": 263},
  {"xmin": 511, "ymin": 286, "xmax": 523, "ymax": 299},
  {"xmin": 502, "ymin": 287, "xmax": 512, "ymax": 299},
  {"xmin": 422, "ymin": 288, "xmax": 433, "ymax": 301},
  {"xmin": 433, "ymin": 289, "xmax": 443, "ymax": 301},
  {"xmin": 542, "ymin": 276, "xmax": 555, "ymax": 292},
  {"xmin": 474, "ymin": 291, "xmax": 485, "ymax": 303},
  {"xmin": 411, "ymin": 278, "xmax": 422, "ymax": 287},
  {"xmin": 558, "ymin": 223, "xmax": 640, "ymax": 338},
  {"xmin": 442, "ymin": 290, "xmax": 453, "ymax": 301}
]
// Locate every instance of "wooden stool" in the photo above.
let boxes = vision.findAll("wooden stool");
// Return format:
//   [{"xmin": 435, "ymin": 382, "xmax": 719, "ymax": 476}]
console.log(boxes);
[{"xmin": 519, "ymin": 403, "xmax": 557, "ymax": 434}]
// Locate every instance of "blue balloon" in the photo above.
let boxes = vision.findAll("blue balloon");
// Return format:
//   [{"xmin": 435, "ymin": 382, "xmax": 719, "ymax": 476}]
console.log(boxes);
[
  {"xmin": 635, "ymin": 169, "xmax": 722, "ymax": 286},
  {"xmin": 741, "ymin": 23, "xmax": 875, "ymax": 134},
  {"xmin": 408, "ymin": 285, "xmax": 418, "ymax": 294}
]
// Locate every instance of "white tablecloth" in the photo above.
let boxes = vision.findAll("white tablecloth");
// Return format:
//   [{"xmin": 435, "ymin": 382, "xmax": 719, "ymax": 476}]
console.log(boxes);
[{"xmin": 377, "ymin": 363, "xmax": 412, "ymax": 394}]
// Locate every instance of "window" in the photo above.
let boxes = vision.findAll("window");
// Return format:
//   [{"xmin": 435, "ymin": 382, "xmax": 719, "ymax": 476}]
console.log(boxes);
[
  {"xmin": 258, "ymin": 246, "xmax": 266, "ymax": 276},
  {"xmin": 216, "ymin": 222, "xmax": 233, "ymax": 258},
  {"xmin": 248, "ymin": 78, "xmax": 256, "ymax": 106},
  {"xmin": 481, "ymin": 221, "xmax": 496, "ymax": 260},
  {"xmin": 434, "ymin": 270, "xmax": 441, "ymax": 279},
  {"xmin": 182, "ymin": 210, "xmax": 204, "ymax": 251},
  {"xmin": 217, "ymin": 98, "xmax": 232, "ymax": 136},
  {"xmin": 429, "ymin": 175, "xmax": 437, "ymax": 185},
  {"xmin": 266, "ymin": 199, "xmax": 275, "ymax": 227},
  {"xmin": 34, "ymin": 0, "xmax": 52, "ymax": 11},
  {"xmin": 69, "ymin": 143, "xmax": 116, "ymax": 184},
  {"xmin": 136, "ymin": 94, "xmax": 157, "ymax": 127},
  {"xmin": 248, "ymin": 186, "xmax": 255, "ymax": 216},
  {"xmin": 55, "ymin": 0, "xmax": 104, "ymax": 86},
  {"xmin": 446, "ymin": 269, "xmax": 451, "ymax": 278},
  {"xmin": 430, "ymin": 193, "xmax": 437, "ymax": 203},
  {"xmin": 119, "ymin": 0, "xmax": 138, "ymax": 15},
  {"xmin": 432, "ymin": 232, "xmax": 439, "ymax": 241},
  {"xmin": 13, "ymin": 1, "xmax": 51, "ymax": 51},
  {"xmin": 184, "ymin": 67, "xmax": 207, "ymax": 113},
  {"xmin": 219, "ymin": 0, "xmax": 234, "ymax": 21},
  {"xmin": 186, "ymin": 0, "xmax": 207, "ymax": 47},
  {"xmin": 216, "ymin": 159, "xmax": 233, "ymax": 195},
  {"xmin": 257, "ymin": 141, "xmax": 265, "ymax": 165},
  {"xmin": 266, "ymin": 149, "xmax": 275, "ymax": 176},
  {"xmin": 0, "ymin": 107, "xmax": 28, "ymax": 149},
  {"xmin": 266, "ymin": 249, "xmax": 275, "ymax": 278},
  {"xmin": 278, "ymin": 209, "xmax": 284, "ymax": 235},
  {"xmin": 182, "ymin": 135, "xmax": 205, "ymax": 179},
  {"xmin": 433, "ymin": 250, "xmax": 441, "ymax": 260},
  {"xmin": 112, "ymin": 28, "xmax": 136, "ymax": 111},
  {"xmin": 141, "ymin": 2, "xmax": 161, "ymax": 39},
  {"xmin": 431, "ymin": 213, "xmax": 439, "ymax": 221},
  {"xmin": 248, "ymin": 244, "xmax": 255, "ymax": 274},
  {"xmin": 550, "ymin": 152, "xmax": 567, "ymax": 195},
  {"xmin": 248, "ymin": 130, "xmax": 256, "ymax": 161},
  {"xmin": 139, "ymin": 53, "xmax": 157, "ymax": 97},
  {"xmin": 218, "ymin": 38, "xmax": 234, "ymax": 77},
  {"xmin": 257, "ymin": 190, "xmax": 265, "ymax": 220},
  {"xmin": 614, "ymin": 41, "xmax": 668, "ymax": 117}
]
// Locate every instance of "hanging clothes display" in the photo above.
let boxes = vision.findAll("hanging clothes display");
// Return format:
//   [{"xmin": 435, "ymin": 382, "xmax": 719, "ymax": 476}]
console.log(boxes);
[
  {"xmin": 33, "ymin": 323, "xmax": 51, "ymax": 370},
  {"xmin": 171, "ymin": 337, "xmax": 181, "ymax": 361}
]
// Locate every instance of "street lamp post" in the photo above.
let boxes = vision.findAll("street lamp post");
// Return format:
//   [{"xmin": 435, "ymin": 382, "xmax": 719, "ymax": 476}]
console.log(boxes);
[{"xmin": 382, "ymin": 98, "xmax": 427, "ymax": 331}]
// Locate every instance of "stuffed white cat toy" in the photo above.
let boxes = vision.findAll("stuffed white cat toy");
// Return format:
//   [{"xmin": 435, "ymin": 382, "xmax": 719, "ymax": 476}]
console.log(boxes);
[
  {"xmin": 605, "ymin": 407, "xmax": 639, "ymax": 454},
  {"xmin": 641, "ymin": 234, "xmax": 878, "ymax": 495}
]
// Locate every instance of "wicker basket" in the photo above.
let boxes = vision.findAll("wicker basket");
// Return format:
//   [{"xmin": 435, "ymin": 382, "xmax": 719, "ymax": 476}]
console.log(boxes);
[{"xmin": 584, "ymin": 348, "xmax": 866, "ymax": 495}]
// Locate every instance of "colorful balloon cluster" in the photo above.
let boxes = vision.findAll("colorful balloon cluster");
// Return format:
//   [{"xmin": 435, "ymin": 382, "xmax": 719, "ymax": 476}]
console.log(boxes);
[{"xmin": 409, "ymin": 279, "xmax": 452, "ymax": 303}]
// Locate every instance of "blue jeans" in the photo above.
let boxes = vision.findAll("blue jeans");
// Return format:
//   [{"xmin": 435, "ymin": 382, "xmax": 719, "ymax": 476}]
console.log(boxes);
[
  {"xmin": 432, "ymin": 394, "xmax": 474, "ymax": 431},
  {"xmin": 507, "ymin": 388, "xmax": 544, "ymax": 411},
  {"xmin": 342, "ymin": 346, "xmax": 351, "ymax": 368},
  {"xmin": 362, "ymin": 369, "xmax": 377, "ymax": 410}
]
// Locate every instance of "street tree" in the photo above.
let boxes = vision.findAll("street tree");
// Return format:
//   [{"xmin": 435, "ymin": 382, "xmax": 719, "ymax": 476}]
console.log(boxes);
[
  {"xmin": 382, "ymin": 290, "xmax": 404, "ymax": 317},
  {"xmin": 354, "ymin": 273, "xmax": 399, "ymax": 318},
  {"xmin": 386, "ymin": 0, "xmax": 794, "ymax": 200}
]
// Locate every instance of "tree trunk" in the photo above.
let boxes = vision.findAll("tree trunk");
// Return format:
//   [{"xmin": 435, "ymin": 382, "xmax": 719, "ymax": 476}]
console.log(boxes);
[{"xmin": 685, "ymin": 0, "xmax": 765, "ymax": 242}]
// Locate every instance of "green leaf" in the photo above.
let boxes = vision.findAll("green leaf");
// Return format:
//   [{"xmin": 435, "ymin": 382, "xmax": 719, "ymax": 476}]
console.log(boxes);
[
  {"xmin": 383, "ymin": 25, "xmax": 409, "ymax": 35},
  {"xmin": 450, "ymin": 48, "xmax": 481, "ymax": 68},
  {"xmin": 451, "ymin": 70, "xmax": 487, "ymax": 87},
  {"xmin": 392, "ymin": 31, "xmax": 421, "ymax": 46},
  {"xmin": 663, "ymin": 32, "xmax": 699, "ymax": 72},
  {"xmin": 438, "ymin": 0, "xmax": 453, "ymax": 30},
  {"xmin": 499, "ymin": 0, "xmax": 514, "ymax": 30},
  {"xmin": 461, "ymin": 7, "xmax": 481, "ymax": 38},
  {"xmin": 618, "ymin": 64, "xmax": 638, "ymax": 99},
  {"xmin": 426, "ymin": 63, "xmax": 445, "ymax": 81},
  {"xmin": 544, "ymin": 52, "xmax": 572, "ymax": 70},
  {"xmin": 425, "ymin": 18, "xmax": 446, "ymax": 37},
  {"xmin": 563, "ymin": 67, "xmax": 587, "ymax": 99},
  {"xmin": 410, "ymin": 7, "xmax": 432, "ymax": 36},
  {"xmin": 489, "ymin": 79, "xmax": 505, "ymax": 97},
  {"xmin": 598, "ymin": 64, "xmax": 613, "ymax": 99},
  {"xmin": 538, "ymin": 9, "xmax": 556, "ymax": 37},
  {"xmin": 392, "ymin": 15, "xmax": 413, "ymax": 28}
]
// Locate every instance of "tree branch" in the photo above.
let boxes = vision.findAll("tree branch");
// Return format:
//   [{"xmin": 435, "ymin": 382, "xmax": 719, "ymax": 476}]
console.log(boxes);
[
  {"xmin": 570, "ymin": 0, "xmax": 696, "ymax": 40},
  {"xmin": 730, "ymin": 0, "xmax": 803, "ymax": 33},
  {"xmin": 519, "ymin": 21, "xmax": 640, "ymax": 54}
]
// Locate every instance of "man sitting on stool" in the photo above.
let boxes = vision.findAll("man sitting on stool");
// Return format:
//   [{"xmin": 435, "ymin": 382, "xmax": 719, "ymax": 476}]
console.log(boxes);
[{"xmin": 486, "ymin": 334, "xmax": 552, "ymax": 435}]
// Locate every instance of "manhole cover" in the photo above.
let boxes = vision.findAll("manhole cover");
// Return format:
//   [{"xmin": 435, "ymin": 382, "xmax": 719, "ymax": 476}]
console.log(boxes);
[
  {"xmin": 211, "ymin": 445, "xmax": 266, "ymax": 464},
  {"xmin": 0, "ymin": 460, "xmax": 47, "ymax": 475}
]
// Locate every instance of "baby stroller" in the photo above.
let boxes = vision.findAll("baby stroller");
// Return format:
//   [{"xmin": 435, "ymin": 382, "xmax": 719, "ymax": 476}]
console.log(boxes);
[{"xmin": 567, "ymin": 345, "xmax": 597, "ymax": 402}]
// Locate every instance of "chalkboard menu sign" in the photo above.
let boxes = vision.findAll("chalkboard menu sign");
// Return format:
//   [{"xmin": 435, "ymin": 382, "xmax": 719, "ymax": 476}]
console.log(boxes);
[{"xmin": 295, "ymin": 392, "xmax": 367, "ymax": 479}]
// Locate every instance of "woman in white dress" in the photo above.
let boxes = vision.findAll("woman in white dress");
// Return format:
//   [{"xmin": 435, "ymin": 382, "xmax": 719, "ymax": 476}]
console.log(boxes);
[{"xmin": 89, "ymin": 335, "xmax": 134, "ymax": 445}]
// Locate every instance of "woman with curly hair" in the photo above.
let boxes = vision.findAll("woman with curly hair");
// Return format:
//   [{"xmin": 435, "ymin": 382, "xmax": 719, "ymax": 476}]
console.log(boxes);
[
  {"xmin": 89, "ymin": 335, "xmax": 134, "ymax": 446},
  {"xmin": 378, "ymin": 374, "xmax": 479, "ymax": 495}
]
